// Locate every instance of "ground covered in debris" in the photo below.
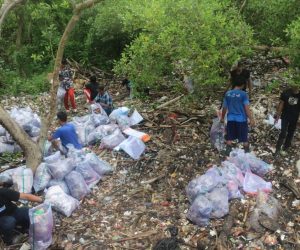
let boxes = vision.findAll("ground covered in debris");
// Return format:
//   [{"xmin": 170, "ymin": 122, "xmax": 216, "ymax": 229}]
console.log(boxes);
[{"xmin": 1, "ymin": 53, "xmax": 299, "ymax": 250}]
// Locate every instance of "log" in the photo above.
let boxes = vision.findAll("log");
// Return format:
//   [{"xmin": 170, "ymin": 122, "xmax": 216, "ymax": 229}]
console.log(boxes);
[{"xmin": 150, "ymin": 95, "xmax": 184, "ymax": 112}]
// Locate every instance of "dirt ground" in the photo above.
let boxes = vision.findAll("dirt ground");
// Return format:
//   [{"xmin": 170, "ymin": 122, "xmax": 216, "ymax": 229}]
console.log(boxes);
[{"xmin": 1, "ymin": 53, "xmax": 299, "ymax": 250}]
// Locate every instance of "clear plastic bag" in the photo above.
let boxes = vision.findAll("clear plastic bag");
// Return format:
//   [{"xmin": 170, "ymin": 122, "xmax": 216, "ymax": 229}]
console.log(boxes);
[
  {"xmin": 187, "ymin": 195, "xmax": 212, "ymax": 226},
  {"xmin": 85, "ymin": 153, "xmax": 113, "ymax": 176},
  {"xmin": 90, "ymin": 103, "xmax": 108, "ymax": 116},
  {"xmin": 47, "ymin": 179, "xmax": 70, "ymax": 195},
  {"xmin": 221, "ymin": 161, "xmax": 244, "ymax": 187},
  {"xmin": 33, "ymin": 163, "xmax": 51, "ymax": 193},
  {"xmin": 76, "ymin": 161, "xmax": 101, "ymax": 188},
  {"xmin": 227, "ymin": 180, "xmax": 243, "ymax": 200},
  {"xmin": 47, "ymin": 159, "xmax": 75, "ymax": 180},
  {"xmin": 0, "ymin": 142, "xmax": 15, "ymax": 153},
  {"xmin": 90, "ymin": 114, "xmax": 109, "ymax": 127},
  {"xmin": 100, "ymin": 128, "xmax": 125, "ymax": 149},
  {"xmin": 243, "ymin": 171, "xmax": 272, "ymax": 195},
  {"xmin": 228, "ymin": 149, "xmax": 251, "ymax": 174},
  {"xmin": 65, "ymin": 171, "xmax": 90, "ymax": 200},
  {"xmin": 118, "ymin": 136, "xmax": 145, "ymax": 160},
  {"xmin": 245, "ymin": 153, "xmax": 272, "ymax": 177},
  {"xmin": 186, "ymin": 167, "xmax": 222, "ymax": 202},
  {"xmin": 29, "ymin": 203, "xmax": 53, "ymax": 250},
  {"xmin": 57, "ymin": 86, "xmax": 66, "ymax": 100},
  {"xmin": 129, "ymin": 109, "xmax": 143, "ymax": 126},
  {"xmin": 109, "ymin": 107, "xmax": 130, "ymax": 123},
  {"xmin": 12, "ymin": 166, "xmax": 33, "ymax": 194},
  {"xmin": 0, "ymin": 125, "xmax": 6, "ymax": 136},
  {"xmin": 44, "ymin": 152, "xmax": 62, "ymax": 164},
  {"xmin": 256, "ymin": 191, "xmax": 280, "ymax": 220},
  {"xmin": 206, "ymin": 187, "xmax": 229, "ymax": 218},
  {"xmin": 210, "ymin": 118, "xmax": 225, "ymax": 152},
  {"xmin": 116, "ymin": 115, "xmax": 131, "ymax": 130},
  {"xmin": 87, "ymin": 131, "xmax": 104, "ymax": 145},
  {"xmin": 76, "ymin": 124, "xmax": 95, "ymax": 146},
  {"xmin": 45, "ymin": 185, "xmax": 79, "ymax": 217}
]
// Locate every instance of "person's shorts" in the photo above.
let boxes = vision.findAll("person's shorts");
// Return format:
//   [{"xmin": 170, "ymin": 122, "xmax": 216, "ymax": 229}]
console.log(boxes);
[{"xmin": 226, "ymin": 121, "xmax": 248, "ymax": 143}]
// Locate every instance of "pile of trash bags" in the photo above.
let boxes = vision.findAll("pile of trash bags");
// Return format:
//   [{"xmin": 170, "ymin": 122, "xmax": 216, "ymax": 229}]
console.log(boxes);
[
  {"xmin": 0, "ymin": 107, "xmax": 41, "ymax": 153},
  {"xmin": 186, "ymin": 149, "xmax": 273, "ymax": 226},
  {"xmin": 71, "ymin": 105, "xmax": 148, "ymax": 160}
]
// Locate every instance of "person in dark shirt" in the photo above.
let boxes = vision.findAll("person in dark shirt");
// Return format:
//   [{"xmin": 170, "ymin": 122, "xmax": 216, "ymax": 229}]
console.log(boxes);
[
  {"xmin": 0, "ymin": 188, "xmax": 42, "ymax": 244},
  {"xmin": 94, "ymin": 85, "xmax": 113, "ymax": 115},
  {"xmin": 84, "ymin": 75, "xmax": 99, "ymax": 103},
  {"xmin": 274, "ymin": 84, "xmax": 300, "ymax": 155},
  {"xmin": 229, "ymin": 61, "xmax": 252, "ymax": 96}
]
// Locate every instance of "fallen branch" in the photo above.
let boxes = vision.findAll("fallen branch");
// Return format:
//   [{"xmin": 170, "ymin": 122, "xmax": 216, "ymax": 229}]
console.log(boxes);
[
  {"xmin": 114, "ymin": 230, "xmax": 158, "ymax": 242},
  {"xmin": 150, "ymin": 95, "xmax": 184, "ymax": 112},
  {"xmin": 140, "ymin": 174, "xmax": 166, "ymax": 185}
]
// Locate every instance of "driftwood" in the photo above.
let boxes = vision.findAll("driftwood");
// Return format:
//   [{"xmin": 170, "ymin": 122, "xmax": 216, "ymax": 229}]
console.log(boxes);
[{"xmin": 150, "ymin": 95, "xmax": 184, "ymax": 112}]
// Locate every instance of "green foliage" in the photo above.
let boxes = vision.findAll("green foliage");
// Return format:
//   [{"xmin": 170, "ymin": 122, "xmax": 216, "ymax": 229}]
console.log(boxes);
[
  {"xmin": 114, "ymin": 0, "xmax": 254, "ymax": 95},
  {"xmin": 237, "ymin": 0, "xmax": 300, "ymax": 46},
  {"xmin": 286, "ymin": 17, "xmax": 300, "ymax": 68}
]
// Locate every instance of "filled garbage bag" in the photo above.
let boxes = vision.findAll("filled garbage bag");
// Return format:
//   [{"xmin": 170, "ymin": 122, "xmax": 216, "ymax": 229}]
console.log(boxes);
[
  {"xmin": 90, "ymin": 114, "xmax": 109, "ymax": 127},
  {"xmin": 243, "ymin": 171, "xmax": 272, "ymax": 195},
  {"xmin": 47, "ymin": 179, "xmax": 70, "ymax": 195},
  {"xmin": 221, "ymin": 161, "xmax": 244, "ymax": 187},
  {"xmin": 100, "ymin": 128, "xmax": 125, "ymax": 149},
  {"xmin": 57, "ymin": 86, "xmax": 66, "ymax": 100},
  {"xmin": 116, "ymin": 115, "xmax": 131, "ymax": 130},
  {"xmin": 85, "ymin": 152, "xmax": 113, "ymax": 176},
  {"xmin": 228, "ymin": 149, "xmax": 251, "ymax": 174},
  {"xmin": 210, "ymin": 118, "xmax": 225, "ymax": 152},
  {"xmin": 12, "ymin": 166, "xmax": 33, "ymax": 194},
  {"xmin": 45, "ymin": 185, "xmax": 79, "ymax": 217},
  {"xmin": 0, "ymin": 168, "xmax": 15, "ymax": 184},
  {"xmin": 29, "ymin": 203, "xmax": 53, "ymax": 250},
  {"xmin": 76, "ymin": 124, "xmax": 95, "ymax": 146},
  {"xmin": 187, "ymin": 195, "xmax": 212, "ymax": 226},
  {"xmin": 44, "ymin": 152, "xmax": 62, "ymax": 164},
  {"xmin": 65, "ymin": 171, "xmax": 90, "ymax": 200},
  {"xmin": 0, "ymin": 125, "xmax": 6, "ymax": 136},
  {"xmin": 207, "ymin": 187, "xmax": 229, "ymax": 218},
  {"xmin": 186, "ymin": 167, "xmax": 222, "ymax": 202},
  {"xmin": 0, "ymin": 142, "xmax": 15, "ymax": 153},
  {"xmin": 47, "ymin": 159, "xmax": 75, "ymax": 180},
  {"xmin": 75, "ymin": 161, "xmax": 101, "ymax": 188},
  {"xmin": 118, "ymin": 136, "xmax": 145, "ymax": 160},
  {"xmin": 33, "ymin": 163, "xmax": 51, "ymax": 193},
  {"xmin": 227, "ymin": 180, "xmax": 243, "ymax": 200},
  {"xmin": 109, "ymin": 107, "xmax": 130, "ymax": 123},
  {"xmin": 245, "ymin": 153, "xmax": 272, "ymax": 177}
]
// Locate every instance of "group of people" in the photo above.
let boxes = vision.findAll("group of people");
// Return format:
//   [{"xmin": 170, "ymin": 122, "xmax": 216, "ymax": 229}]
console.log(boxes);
[
  {"xmin": 221, "ymin": 61, "xmax": 300, "ymax": 156},
  {"xmin": 59, "ymin": 61, "xmax": 113, "ymax": 115},
  {"xmin": 0, "ymin": 60, "xmax": 299, "ymax": 246}
]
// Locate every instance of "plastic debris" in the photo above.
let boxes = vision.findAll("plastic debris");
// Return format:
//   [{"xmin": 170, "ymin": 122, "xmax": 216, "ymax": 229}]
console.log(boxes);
[
  {"xmin": 117, "ymin": 136, "xmax": 146, "ymax": 160},
  {"xmin": 100, "ymin": 128, "xmax": 125, "ymax": 149},
  {"xmin": 12, "ymin": 167, "xmax": 33, "ymax": 194},
  {"xmin": 47, "ymin": 159, "xmax": 75, "ymax": 180},
  {"xmin": 65, "ymin": 171, "xmax": 90, "ymax": 200},
  {"xmin": 33, "ymin": 163, "xmax": 51, "ymax": 193},
  {"xmin": 85, "ymin": 153, "xmax": 113, "ymax": 176},
  {"xmin": 243, "ymin": 171, "xmax": 272, "ymax": 195},
  {"xmin": 45, "ymin": 185, "xmax": 80, "ymax": 217},
  {"xmin": 29, "ymin": 203, "xmax": 53, "ymax": 250},
  {"xmin": 210, "ymin": 118, "xmax": 225, "ymax": 152},
  {"xmin": 187, "ymin": 195, "xmax": 212, "ymax": 226}
]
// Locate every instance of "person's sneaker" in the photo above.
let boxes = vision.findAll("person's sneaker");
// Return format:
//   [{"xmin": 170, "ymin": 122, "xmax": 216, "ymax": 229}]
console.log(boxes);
[
  {"xmin": 73, "ymin": 109, "xmax": 77, "ymax": 113},
  {"xmin": 280, "ymin": 150, "xmax": 288, "ymax": 156},
  {"xmin": 66, "ymin": 109, "xmax": 70, "ymax": 113}
]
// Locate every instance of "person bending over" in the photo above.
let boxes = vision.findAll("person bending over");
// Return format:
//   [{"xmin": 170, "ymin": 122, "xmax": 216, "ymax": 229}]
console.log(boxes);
[
  {"xmin": 48, "ymin": 111, "xmax": 82, "ymax": 154},
  {"xmin": 221, "ymin": 79, "xmax": 255, "ymax": 155},
  {"xmin": 0, "ymin": 187, "xmax": 42, "ymax": 245}
]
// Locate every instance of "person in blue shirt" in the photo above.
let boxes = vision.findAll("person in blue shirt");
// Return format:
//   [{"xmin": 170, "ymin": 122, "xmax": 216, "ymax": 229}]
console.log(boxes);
[
  {"xmin": 48, "ymin": 111, "xmax": 82, "ymax": 154},
  {"xmin": 221, "ymin": 79, "xmax": 255, "ymax": 155}
]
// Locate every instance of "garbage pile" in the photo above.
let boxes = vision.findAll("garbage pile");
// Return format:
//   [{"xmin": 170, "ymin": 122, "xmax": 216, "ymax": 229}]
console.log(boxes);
[
  {"xmin": 0, "ymin": 107, "xmax": 41, "ymax": 153},
  {"xmin": 71, "ymin": 105, "xmax": 149, "ymax": 160},
  {"xmin": 186, "ymin": 149, "xmax": 273, "ymax": 226}
]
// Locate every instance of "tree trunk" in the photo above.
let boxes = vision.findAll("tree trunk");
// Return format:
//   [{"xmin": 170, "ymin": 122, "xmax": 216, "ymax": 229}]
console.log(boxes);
[
  {"xmin": 0, "ymin": 0, "xmax": 26, "ymax": 36},
  {"xmin": 0, "ymin": 106, "xmax": 42, "ymax": 170},
  {"xmin": 39, "ymin": 0, "xmax": 103, "ymax": 149},
  {"xmin": 0, "ymin": 0, "xmax": 103, "ymax": 171}
]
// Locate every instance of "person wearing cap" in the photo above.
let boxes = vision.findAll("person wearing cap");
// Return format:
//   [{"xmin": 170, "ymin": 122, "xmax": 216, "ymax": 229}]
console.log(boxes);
[
  {"xmin": 94, "ymin": 85, "xmax": 113, "ymax": 115},
  {"xmin": 274, "ymin": 83, "xmax": 300, "ymax": 156},
  {"xmin": 48, "ymin": 111, "xmax": 82, "ymax": 154},
  {"xmin": 0, "ymin": 187, "xmax": 42, "ymax": 245}
]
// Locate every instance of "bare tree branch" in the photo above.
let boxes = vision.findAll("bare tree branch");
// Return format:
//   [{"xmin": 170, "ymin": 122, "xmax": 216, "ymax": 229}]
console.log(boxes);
[{"xmin": 0, "ymin": 0, "xmax": 26, "ymax": 36}]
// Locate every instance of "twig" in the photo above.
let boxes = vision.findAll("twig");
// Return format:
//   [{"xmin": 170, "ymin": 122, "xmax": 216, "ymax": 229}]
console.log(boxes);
[
  {"xmin": 114, "ymin": 230, "xmax": 158, "ymax": 242},
  {"xmin": 140, "ymin": 174, "xmax": 166, "ymax": 185},
  {"xmin": 150, "ymin": 95, "xmax": 184, "ymax": 112}
]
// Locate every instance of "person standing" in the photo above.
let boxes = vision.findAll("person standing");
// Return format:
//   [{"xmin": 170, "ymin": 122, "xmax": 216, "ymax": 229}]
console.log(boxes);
[
  {"xmin": 94, "ymin": 85, "xmax": 113, "ymax": 115},
  {"xmin": 0, "ymin": 188, "xmax": 42, "ymax": 245},
  {"xmin": 48, "ymin": 111, "xmax": 82, "ymax": 154},
  {"xmin": 274, "ymin": 84, "xmax": 300, "ymax": 155},
  {"xmin": 221, "ymin": 79, "xmax": 255, "ymax": 155},
  {"xmin": 84, "ymin": 75, "xmax": 99, "ymax": 103},
  {"xmin": 229, "ymin": 61, "xmax": 252, "ymax": 96}
]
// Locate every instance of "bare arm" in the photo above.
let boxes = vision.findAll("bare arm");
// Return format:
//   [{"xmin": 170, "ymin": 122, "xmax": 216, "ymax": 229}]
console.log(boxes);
[
  {"xmin": 244, "ymin": 104, "xmax": 255, "ymax": 126},
  {"xmin": 221, "ymin": 107, "xmax": 227, "ymax": 122},
  {"xmin": 275, "ymin": 100, "xmax": 284, "ymax": 118},
  {"xmin": 19, "ymin": 193, "xmax": 43, "ymax": 203}
]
